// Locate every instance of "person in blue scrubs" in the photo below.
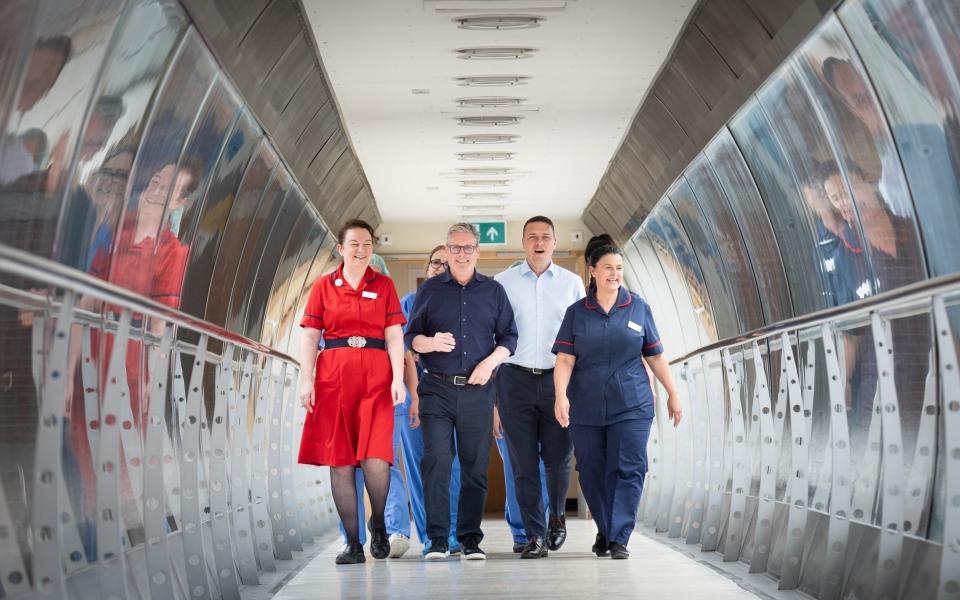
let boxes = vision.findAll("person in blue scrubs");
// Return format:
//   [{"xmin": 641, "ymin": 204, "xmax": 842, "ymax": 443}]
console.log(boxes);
[
  {"xmin": 552, "ymin": 243, "xmax": 682, "ymax": 559},
  {"xmin": 399, "ymin": 245, "xmax": 463, "ymax": 555}
]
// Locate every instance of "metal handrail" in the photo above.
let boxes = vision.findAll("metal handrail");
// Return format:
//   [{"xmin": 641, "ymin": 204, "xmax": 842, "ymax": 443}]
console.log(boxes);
[
  {"xmin": 0, "ymin": 242, "xmax": 299, "ymax": 364},
  {"xmin": 669, "ymin": 271, "xmax": 960, "ymax": 366}
]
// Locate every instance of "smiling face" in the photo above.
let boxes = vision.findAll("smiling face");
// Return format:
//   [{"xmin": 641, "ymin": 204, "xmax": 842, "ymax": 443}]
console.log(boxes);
[
  {"xmin": 141, "ymin": 164, "xmax": 195, "ymax": 211},
  {"xmin": 447, "ymin": 229, "xmax": 479, "ymax": 282},
  {"xmin": 426, "ymin": 247, "xmax": 448, "ymax": 279},
  {"xmin": 589, "ymin": 252, "xmax": 624, "ymax": 294},
  {"xmin": 522, "ymin": 220, "xmax": 556, "ymax": 267},
  {"xmin": 338, "ymin": 226, "xmax": 374, "ymax": 271}
]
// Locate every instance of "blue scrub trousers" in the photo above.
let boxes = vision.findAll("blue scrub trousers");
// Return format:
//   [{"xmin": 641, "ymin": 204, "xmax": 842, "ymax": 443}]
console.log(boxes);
[{"xmin": 569, "ymin": 417, "xmax": 652, "ymax": 545}]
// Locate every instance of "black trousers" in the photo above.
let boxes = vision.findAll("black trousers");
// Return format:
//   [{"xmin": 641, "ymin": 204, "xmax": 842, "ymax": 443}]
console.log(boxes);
[
  {"xmin": 496, "ymin": 364, "xmax": 573, "ymax": 539},
  {"xmin": 418, "ymin": 375, "xmax": 494, "ymax": 543}
]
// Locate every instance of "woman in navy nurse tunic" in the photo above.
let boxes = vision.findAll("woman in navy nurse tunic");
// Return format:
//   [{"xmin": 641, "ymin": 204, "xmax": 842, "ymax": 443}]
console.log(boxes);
[{"xmin": 552, "ymin": 243, "xmax": 682, "ymax": 559}]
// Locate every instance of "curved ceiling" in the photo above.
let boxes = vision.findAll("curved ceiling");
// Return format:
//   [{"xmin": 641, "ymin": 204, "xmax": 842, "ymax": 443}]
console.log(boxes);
[{"xmin": 302, "ymin": 0, "xmax": 696, "ymax": 223}]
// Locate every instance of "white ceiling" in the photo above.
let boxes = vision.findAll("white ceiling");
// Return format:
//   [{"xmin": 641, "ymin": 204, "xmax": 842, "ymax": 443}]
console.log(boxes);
[{"xmin": 302, "ymin": 0, "xmax": 696, "ymax": 222}]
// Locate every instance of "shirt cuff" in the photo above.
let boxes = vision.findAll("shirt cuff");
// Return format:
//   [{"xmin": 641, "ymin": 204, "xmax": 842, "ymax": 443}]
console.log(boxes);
[
  {"xmin": 300, "ymin": 314, "xmax": 323, "ymax": 330},
  {"xmin": 551, "ymin": 339, "xmax": 575, "ymax": 355},
  {"xmin": 386, "ymin": 312, "xmax": 406, "ymax": 328},
  {"xmin": 641, "ymin": 340, "xmax": 664, "ymax": 357}
]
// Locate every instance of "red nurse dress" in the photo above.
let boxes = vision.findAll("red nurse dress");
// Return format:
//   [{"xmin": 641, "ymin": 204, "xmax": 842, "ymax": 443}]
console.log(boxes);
[{"xmin": 297, "ymin": 264, "xmax": 405, "ymax": 467}]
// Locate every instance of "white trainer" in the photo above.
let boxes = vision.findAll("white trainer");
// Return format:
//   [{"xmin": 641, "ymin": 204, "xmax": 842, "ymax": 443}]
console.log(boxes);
[{"xmin": 388, "ymin": 533, "xmax": 410, "ymax": 558}]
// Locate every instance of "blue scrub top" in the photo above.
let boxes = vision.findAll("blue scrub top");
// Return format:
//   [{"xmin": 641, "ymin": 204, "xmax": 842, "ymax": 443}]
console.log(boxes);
[{"xmin": 551, "ymin": 286, "xmax": 663, "ymax": 426}]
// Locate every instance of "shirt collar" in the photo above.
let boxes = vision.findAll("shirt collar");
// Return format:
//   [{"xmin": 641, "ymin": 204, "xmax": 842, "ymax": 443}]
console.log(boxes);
[
  {"xmin": 584, "ymin": 286, "xmax": 631, "ymax": 313},
  {"xmin": 440, "ymin": 269, "xmax": 485, "ymax": 286},
  {"xmin": 519, "ymin": 260, "xmax": 556, "ymax": 278},
  {"xmin": 330, "ymin": 263, "xmax": 377, "ymax": 292}
]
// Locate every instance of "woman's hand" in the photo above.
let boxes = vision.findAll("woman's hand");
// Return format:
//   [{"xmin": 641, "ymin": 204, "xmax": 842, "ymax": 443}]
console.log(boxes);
[
  {"xmin": 667, "ymin": 393, "xmax": 682, "ymax": 427},
  {"xmin": 391, "ymin": 378, "xmax": 405, "ymax": 407},
  {"xmin": 408, "ymin": 394, "xmax": 420, "ymax": 429},
  {"xmin": 555, "ymin": 395, "xmax": 570, "ymax": 428},
  {"xmin": 300, "ymin": 382, "xmax": 315, "ymax": 412}
]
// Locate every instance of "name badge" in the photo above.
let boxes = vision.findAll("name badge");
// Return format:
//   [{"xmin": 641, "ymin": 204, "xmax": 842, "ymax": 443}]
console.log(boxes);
[
  {"xmin": 627, "ymin": 320, "xmax": 644, "ymax": 335},
  {"xmin": 361, "ymin": 291, "xmax": 378, "ymax": 299}
]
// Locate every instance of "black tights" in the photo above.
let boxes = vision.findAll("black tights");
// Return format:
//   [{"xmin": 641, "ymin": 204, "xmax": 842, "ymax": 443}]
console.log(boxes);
[{"xmin": 329, "ymin": 458, "xmax": 391, "ymax": 545}]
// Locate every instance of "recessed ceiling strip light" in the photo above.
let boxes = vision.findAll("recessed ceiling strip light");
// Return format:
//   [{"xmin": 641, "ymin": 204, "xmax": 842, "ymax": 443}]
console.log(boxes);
[
  {"xmin": 456, "ymin": 167, "xmax": 514, "ymax": 175},
  {"xmin": 456, "ymin": 96, "xmax": 524, "ymax": 108},
  {"xmin": 460, "ymin": 180, "xmax": 510, "ymax": 187},
  {"xmin": 456, "ymin": 134, "xmax": 517, "ymax": 144},
  {"xmin": 456, "ymin": 151, "xmax": 515, "ymax": 161},
  {"xmin": 454, "ymin": 15, "xmax": 543, "ymax": 30},
  {"xmin": 455, "ymin": 47, "xmax": 537, "ymax": 60},
  {"xmin": 457, "ymin": 116, "xmax": 521, "ymax": 126},
  {"xmin": 455, "ymin": 75, "xmax": 530, "ymax": 87}
]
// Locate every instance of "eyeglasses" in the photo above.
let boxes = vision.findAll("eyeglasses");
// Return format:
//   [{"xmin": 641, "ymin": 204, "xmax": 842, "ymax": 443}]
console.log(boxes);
[
  {"xmin": 428, "ymin": 259, "xmax": 448, "ymax": 270},
  {"xmin": 447, "ymin": 244, "xmax": 478, "ymax": 255}
]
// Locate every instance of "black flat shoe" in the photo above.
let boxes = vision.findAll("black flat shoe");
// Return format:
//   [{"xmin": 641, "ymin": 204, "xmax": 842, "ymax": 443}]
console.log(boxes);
[
  {"xmin": 547, "ymin": 515, "xmax": 567, "ymax": 551},
  {"xmin": 336, "ymin": 542, "xmax": 366, "ymax": 564},
  {"xmin": 609, "ymin": 542, "xmax": 629, "ymax": 559},
  {"xmin": 592, "ymin": 533, "xmax": 610, "ymax": 557},
  {"xmin": 520, "ymin": 536, "xmax": 548, "ymax": 559},
  {"xmin": 369, "ymin": 523, "xmax": 390, "ymax": 559},
  {"xmin": 512, "ymin": 542, "xmax": 526, "ymax": 554}
]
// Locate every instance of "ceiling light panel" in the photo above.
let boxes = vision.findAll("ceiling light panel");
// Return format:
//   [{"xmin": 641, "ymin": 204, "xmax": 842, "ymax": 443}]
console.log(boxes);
[
  {"xmin": 454, "ymin": 75, "xmax": 530, "ymax": 87},
  {"xmin": 457, "ymin": 115, "xmax": 521, "ymax": 126},
  {"xmin": 460, "ymin": 192, "xmax": 508, "ymax": 199},
  {"xmin": 456, "ymin": 167, "xmax": 514, "ymax": 175},
  {"xmin": 453, "ymin": 15, "xmax": 544, "ymax": 30},
  {"xmin": 456, "ymin": 151, "xmax": 515, "ymax": 161},
  {"xmin": 460, "ymin": 179, "xmax": 510, "ymax": 187},
  {"xmin": 456, "ymin": 96, "xmax": 524, "ymax": 108},
  {"xmin": 455, "ymin": 47, "xmax": 537, "ymax": 60},
  {"xmin": 456, "ymin": 134, "xmax": 517, "ymax": 144}
]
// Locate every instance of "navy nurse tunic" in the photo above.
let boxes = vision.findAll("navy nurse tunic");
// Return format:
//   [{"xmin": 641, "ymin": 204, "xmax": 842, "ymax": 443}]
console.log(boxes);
[{"xmin": 551, "ymin": 286, "xmax": 663, "ymax": 546}]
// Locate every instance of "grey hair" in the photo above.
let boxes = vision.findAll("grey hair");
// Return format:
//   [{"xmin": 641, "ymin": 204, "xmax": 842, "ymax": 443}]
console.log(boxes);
[{"xmin": 447, "ymin": 222, "xmax": 479, "ymax": 244}]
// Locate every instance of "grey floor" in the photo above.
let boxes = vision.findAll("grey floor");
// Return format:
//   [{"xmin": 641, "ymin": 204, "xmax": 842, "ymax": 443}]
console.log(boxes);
[{"xmin": 271, "ymin": 517, "xmax": 762, "ymax": 599}]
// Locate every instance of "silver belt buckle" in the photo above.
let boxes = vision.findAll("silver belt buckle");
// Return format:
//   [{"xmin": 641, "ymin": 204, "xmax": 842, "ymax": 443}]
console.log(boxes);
[
  {"xmin": 347, "ymin": 336, "xmax": 367, "ymax": 348},
  {"xmin": 531, "ymin": 367, "xmax": 542, "ymax": 375},
  {"xmin": 452, "ymin": 375, "xmax": 467, "ymax": 386}
]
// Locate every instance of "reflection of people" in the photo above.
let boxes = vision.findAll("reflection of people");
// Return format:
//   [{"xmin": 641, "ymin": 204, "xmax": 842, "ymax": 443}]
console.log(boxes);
[
  {"xmin": 297, "ymin": 220, "xmax": 407, "ymax": 565},
  {"xmin": 495, "ymin": 216, "xmax": 584, "ymax": 558},
  {"xmin": 398, "ymin": 246, "xmax": 464, "ymax": 556},
  {"xmin": 553, "ymin": 243, "xmax": 681, "ymax": 560},
  {"xmin": 406, "ymin": 223, "xmax": 518, "ymax": 560},
  {"xmin": 0, "ymin": 35, "xmax": 72, "ymax": 186}
]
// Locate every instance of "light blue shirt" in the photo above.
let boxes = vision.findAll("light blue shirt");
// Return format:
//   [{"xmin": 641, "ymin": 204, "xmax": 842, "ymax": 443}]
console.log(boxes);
[{"xmin": 495, "ymin": 261, "xmax": 585, "ymax": 370}]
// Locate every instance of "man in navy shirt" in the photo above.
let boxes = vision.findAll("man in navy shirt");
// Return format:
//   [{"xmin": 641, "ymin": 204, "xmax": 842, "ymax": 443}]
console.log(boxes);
[{"xmin": 406, "ymin": 222, "xmax": 518, "ymax": 560}]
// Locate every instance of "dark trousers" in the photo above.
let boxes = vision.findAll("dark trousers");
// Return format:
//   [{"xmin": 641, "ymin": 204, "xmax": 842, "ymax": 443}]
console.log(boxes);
[
  {"xmin": 569, "ymin": 417, "xmax": 652, "ymax": 545},
  {"xmin": 496, "ymin": 364, "xmax": 573, "ymax": 539},
  {"xmin": 418, "ymin": 375, "xmax": 494, "ymax": 543}
]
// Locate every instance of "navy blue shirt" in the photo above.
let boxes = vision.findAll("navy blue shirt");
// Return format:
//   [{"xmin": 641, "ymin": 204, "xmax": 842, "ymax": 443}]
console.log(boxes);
[
  {"xmin": 405, "ymin": 270, "xmax": 518, "ymax": 377},
  {"xmin": 552, "ymin": 287, "xmax": 663, "ymax": 426}
]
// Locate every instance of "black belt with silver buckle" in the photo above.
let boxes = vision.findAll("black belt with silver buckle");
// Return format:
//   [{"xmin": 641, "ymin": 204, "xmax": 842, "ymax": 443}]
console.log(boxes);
[
  {"xmin": 324, "ymin": 336, "xmax": 385, "ymax": 350},
  {"xmin": 424, "ymin": 370, "xmax": 471, "ymax": 386},
  {"xmin": 505, "ymin": 363, "xmax": 554, "ymax": 375}
]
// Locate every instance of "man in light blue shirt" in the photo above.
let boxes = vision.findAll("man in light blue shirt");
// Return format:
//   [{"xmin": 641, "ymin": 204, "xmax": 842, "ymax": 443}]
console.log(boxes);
[{"xmin": 494, "ymin": 216, "xmax": 585, "ymax": 558}]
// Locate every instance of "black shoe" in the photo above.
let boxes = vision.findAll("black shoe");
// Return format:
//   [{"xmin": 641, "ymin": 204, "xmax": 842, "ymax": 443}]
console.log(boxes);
[
  {"xmin": 512, "ymin": 542, "xmax": 526, "ymax": 554},
  {"xmin": 461, "ymin": 537, "xmax": 486, "ymax": 560},
  {"xmin": 592, "ymin": 533, "xmax": 610, "ymax": 557},
  {"xmin": 335, "ymin": 542, "xmax": 365, "ymax": 564},
  {"xmin": 369, "ymin": 524, "xmax": 390, "ymax": 559},
  {"xmin": 521, "ymin": 536, "xmax": 548, "ymax": 559},
  {"xmin": 424, "ymin": 538, "xmax": 449, "ymax": 561},
  {"xmin": 609, "ymin": 542, "xmax": 629, "ymax": 559},
  {"xmin": 547, "ymin": 515, "xmax": 567, "ymax": 551}
]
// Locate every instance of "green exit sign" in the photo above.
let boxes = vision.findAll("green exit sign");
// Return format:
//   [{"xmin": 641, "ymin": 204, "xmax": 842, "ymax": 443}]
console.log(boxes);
[{"xmin": 472, "ymin": 221, "xmax": 506, "ymax": 245}]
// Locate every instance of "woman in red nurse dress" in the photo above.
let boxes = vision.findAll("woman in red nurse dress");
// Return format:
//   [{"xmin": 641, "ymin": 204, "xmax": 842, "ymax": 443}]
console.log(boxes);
[{"xmin": 296, "ymin": 219, "xmax": 406, "ymax": 564}]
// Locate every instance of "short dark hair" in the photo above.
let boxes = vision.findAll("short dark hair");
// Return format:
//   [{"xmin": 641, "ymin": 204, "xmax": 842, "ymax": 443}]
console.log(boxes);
[
  {"xmin": 587, "ymin": 243, "xmax": 622, "ymax": 267},
  {"xmin": 337, "ymin": 218, "xmax": 377, "ymax": 245},
  {"xmin": 584, "ymin": 233, "xmax": 614, "ymax": 265},
  {"xmin": 523, "ymin": 215, "xmax": 554, "ymax": 236}
]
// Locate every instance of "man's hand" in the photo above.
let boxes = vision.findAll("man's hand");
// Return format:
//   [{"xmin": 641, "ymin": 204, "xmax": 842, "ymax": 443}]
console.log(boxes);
[
  {"xmin": 492, "ymin": 404, "xmax": 503, "ymax": 440},
  {"xmin": 432, "ymin": 332, "xmax": 456, "ymax": 352},
  {"xmin": 409, "ymin": 394, "xmax": 421, "ymax": 429},
  {"xmin": 467, "ymin": 357, "xmax": 496, "ymax": 385}
]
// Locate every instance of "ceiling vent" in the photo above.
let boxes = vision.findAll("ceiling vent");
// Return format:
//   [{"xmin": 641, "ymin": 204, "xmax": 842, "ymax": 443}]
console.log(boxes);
[
  {"xmin": 455, "ymin": 47, "xmax": 537, "ymax": 60},
  {"xmin": 457, "ymin": 151, "xmax": 514, "ymax": 161},
  {"xmin": 453, "ymin": 15, "xmax": 544, "ymax": 30},
  {"xmin": 457, "ymin": 167, "xmax": 513, "ymax": 175},
  {"xmin": 456, "ymin": 134, "xmax": 517, "ymax": 144},
  {"xmin": 460, "ymin": 179, "xmax": 510, "ymax": 187},
  {"xmin": 457, "ymin": 115, "xmax": 521, "ymax": 126},
  {"xmin": 456, "ymin": 96, "xmax": 524, "ymax": 108},
  {"xmin": 455, "ymin": 75, "xmax": 530, "ymax": 87}
]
